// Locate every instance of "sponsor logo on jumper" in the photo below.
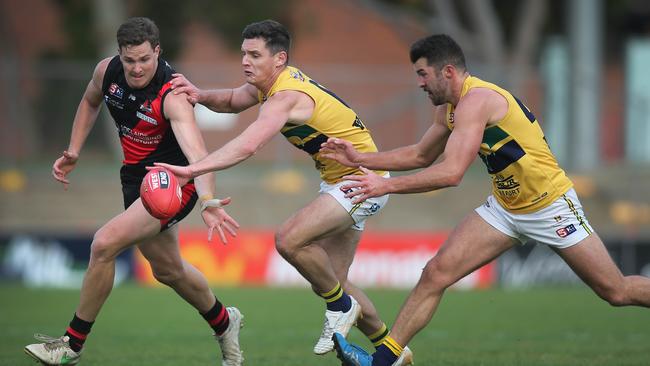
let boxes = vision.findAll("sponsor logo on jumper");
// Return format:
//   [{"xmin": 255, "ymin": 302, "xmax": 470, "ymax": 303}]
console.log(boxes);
[
  {"xmin": 352, "ymin": 116, "xmax": 366, "ymax": 130},
  {"xmin": 495, "ymin": 174, "xmax": 520, "ymax": 199},
  {"xmin": 104, "ymin": 96, "xmax": 124, "ymax": 109},
  {"xmin": 128, "ymin": 94, "xmax": 136, "ymax": 101},
  {"xmin": 108, "ymin": 83, "xmax": 123, "ymax": 98},
  {"xmin": 448, "ymin": 112, "xmax": 454, "ymax": 124},
  {"xmin": 556, "ymin": 224, "xmax": 576, "ymax": 238},
  {"xmin": 290, "ymin": 69, "xmax": 305, "ymax": 81},
  {"xmin": 136, "ymin": 111, "xmax": 158, "ymax": 125},
  {"xmin": 119, "ymin": 126, "xmax": 162, "ymax": 145},
  {"xmin": 530, "ymin": 191, "xmax": 548, "ymax": 203},
  {"xmin": 140, "ymin": 101, "xmax": 153, "ymax": 113}
]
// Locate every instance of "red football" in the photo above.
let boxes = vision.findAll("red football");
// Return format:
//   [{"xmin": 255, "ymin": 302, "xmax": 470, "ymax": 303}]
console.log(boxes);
[{"xmin": 140, "ymin": 168, "xmax": 182, "ymax": 220}]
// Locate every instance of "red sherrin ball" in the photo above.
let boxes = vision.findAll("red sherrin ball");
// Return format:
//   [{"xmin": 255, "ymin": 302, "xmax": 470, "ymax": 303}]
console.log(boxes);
[{"xmin": 140, "ymin": 168, "xmax": 182, "ymax": 219}]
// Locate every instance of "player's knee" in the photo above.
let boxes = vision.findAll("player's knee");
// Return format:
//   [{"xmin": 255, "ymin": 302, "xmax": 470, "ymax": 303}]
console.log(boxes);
[
  {"xmin": 90, "ymin": 229, "xmax": 122, "ymax": 263},
  {"xmin": 274, "ymin": 230, "xmax": 297, "ymax": 260},
  {"xmin": 150, "ymin": 261, "xmax": 184, "ymax": 286},
  {"xmin": 420, "ymin": 259, "xmax": 455, "ymax": 291}
]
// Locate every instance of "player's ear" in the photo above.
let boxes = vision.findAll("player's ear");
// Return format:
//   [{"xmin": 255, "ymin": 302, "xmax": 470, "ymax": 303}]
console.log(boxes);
[
  {"xmin": 276, "ymin": 51, "xmax": 288, "ymax": 67},
  {"xmin": 443, "ymin": 64, "xmax": 455, "ymax": 79},
  {"xmin": 154, "ymin": 45, "xmax": 161, "ymax": 57}
]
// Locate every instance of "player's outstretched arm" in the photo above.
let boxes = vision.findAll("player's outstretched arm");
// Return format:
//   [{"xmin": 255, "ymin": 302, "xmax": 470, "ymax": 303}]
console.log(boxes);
[
  {"xmin": 155, "ymin": 90, "xmax": 299, "ymax": 180},
  {"xmin": 320, "ymin": 107, "xmax": 450, "ymax": 171},
  {"xmin": 52, "ymin": 58, "xmax": 108, "ymax": 189},
  {"xmin": 340, "ymin": 92, "xmax": 490, "ymax": 201},
  {"xmin": 170, "ymin": 73, "xmax": 259, "ymax": 113},
  {"xmin": 165, "ymin": 91, "xmax": 240, "ymax": 244}
]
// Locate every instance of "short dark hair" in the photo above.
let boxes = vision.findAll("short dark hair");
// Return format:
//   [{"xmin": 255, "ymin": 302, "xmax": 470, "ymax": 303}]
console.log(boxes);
[
  {"xmin": 116, "ymin": 17, "xmax": 160, "ymax": 49},
  {"xmin": 409, "ymin": 34, "xmax": 466, "ymax": 70},
  {"xmin": 242, "ymin": 19, "xmax": 291, "ymax": 61}
]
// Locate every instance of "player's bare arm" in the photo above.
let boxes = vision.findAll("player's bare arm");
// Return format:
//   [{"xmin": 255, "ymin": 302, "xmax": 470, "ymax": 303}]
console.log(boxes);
[
  {"xmin": 342, "ymin": 89, "xmax": 501, "ymax": 203},
  {"xmin": 52, "ymin": 58, "xmax": 110, "ymax": 188},
  {"xmin": 155, "ymin": 89, "xmax": 309, "ymax": 179},
  {"xmin": 320, "ymin": 106, "xmax": 450, "ymax": 171},
  {"xmin": 164, "ymin": 91, "xmax": 240, "ymax": 243},
  {"xmin": 171, "ymin": 73, "xmax": 259, "ymax": 113}
]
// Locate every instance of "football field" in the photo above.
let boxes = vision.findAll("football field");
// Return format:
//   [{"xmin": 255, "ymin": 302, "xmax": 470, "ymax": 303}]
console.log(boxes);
[{"xmin": 3, "ymin": 284, "xmax": 649, "ymax": 365}]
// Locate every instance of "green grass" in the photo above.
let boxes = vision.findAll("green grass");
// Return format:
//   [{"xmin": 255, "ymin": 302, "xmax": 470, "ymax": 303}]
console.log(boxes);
[{"xmin": 2, "ymin": 284, "xmax": 649, "ymax": 365}]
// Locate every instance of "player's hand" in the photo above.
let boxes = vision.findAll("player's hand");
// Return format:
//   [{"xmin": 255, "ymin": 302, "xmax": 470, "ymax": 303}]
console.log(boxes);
[
  {"xmin": 200, "ymin": 197, "xmax": 240, "ymax": 244},
  {"xmin": 148, "ymin": 163, "xmax": 193, "ymax": 186},
  {"xmin": 170, "ymin": 73, "xmax": 201, "ymax": 105},
  {"xmin": 52, "ymin": 150, "xmax": 79, "ymax": 190},
  {"xmin": 340, "ymin": 166, "xmax": 389, "ymax": 204},
  {"xmin": 319, "ymin": 137, "xmax": 361, "ymax": 167}
]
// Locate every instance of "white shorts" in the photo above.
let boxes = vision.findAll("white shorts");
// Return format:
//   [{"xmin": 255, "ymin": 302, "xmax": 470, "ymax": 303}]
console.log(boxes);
[
  {"xmin": 319, "ymin": 174, "xmax": 389, "ymax": 231},
  {"xmin": 475, "ymin": 188, "xmax": 594, "ymax": 249}
]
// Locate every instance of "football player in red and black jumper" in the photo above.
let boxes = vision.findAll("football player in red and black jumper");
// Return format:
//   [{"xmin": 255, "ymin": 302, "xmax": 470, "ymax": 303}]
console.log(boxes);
[{"xmin": 24, "ymin": 17, "xmax": 244, "ymax": 366}]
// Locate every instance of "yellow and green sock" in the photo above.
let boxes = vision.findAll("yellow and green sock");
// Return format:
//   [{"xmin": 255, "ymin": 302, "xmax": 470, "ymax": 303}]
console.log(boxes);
[
  {"xmin": 368, "ymin": 323, "xmax": 390, "ymax": 349},
  {"xmin": 319, "ymin": 282, "xmax": 352, "ymax": 312},
  {"xmin": 374, "ymin": 336, "xmax": 403, "ymax": 366}
]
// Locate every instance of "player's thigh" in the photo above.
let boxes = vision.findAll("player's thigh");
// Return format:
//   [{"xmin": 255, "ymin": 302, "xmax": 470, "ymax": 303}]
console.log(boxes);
[
  {"xmin": 137, "ymin": 224, "xmax": 183, "ymax": 269},
  {"xmin": 315, "ymin": 228, "xmax": 362, "ymax": 278},
  {"xmin": 553, "ymin": 233, "xmax": 624, "ymax": 290},
  {"xmin": 428, "ymin": 211, "xmax": 516, "ymax": 285},
  {"xmin": 278, "ymin": 193, "xmax": 355, "ymax": 246},
  {"xmin": 94, "ymin": 197, "xmax": 163, "ymax": 255}
]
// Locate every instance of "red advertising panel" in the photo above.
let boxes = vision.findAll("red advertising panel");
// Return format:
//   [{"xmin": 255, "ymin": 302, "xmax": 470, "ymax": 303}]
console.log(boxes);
[
  {"xmin": 134, "ymin": 230, "xmax": 495, "ymax": 289},
  {"xmin": 134, "ymin": 231, "xmax": 276, "ymax": 286}
]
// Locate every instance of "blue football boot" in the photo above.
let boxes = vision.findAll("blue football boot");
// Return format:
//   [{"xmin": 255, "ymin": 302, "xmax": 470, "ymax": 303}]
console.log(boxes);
[{"xmin": 332, "ymin": 332, "xmax": 373, "ymax": 366}]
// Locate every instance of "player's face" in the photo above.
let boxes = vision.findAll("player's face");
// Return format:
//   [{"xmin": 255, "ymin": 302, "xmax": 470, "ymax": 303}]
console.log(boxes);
[
  {"xmin": 241, "ymin": 38, "xmax": 285, "ymax": 86},
  {"xmin": 413, "ymin": 57, "xmax": 448, "ymax": 106},
  {"xmin": 119, "ymin": 42, "xmax": 160, "ymax": 89}
]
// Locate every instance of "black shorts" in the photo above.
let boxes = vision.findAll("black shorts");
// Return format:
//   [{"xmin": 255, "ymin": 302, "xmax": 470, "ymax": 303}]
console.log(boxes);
[{"xmin": 120, "ymin": 164, "xmax": 198, "ymax": 231}]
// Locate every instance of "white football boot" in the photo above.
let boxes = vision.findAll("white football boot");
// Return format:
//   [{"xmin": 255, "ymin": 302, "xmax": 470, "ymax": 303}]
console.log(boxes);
[
  {"xmin": 313, "ymin": 296, "xmax": 362, "ymax": 355},
  {"xmin": 393, "ymin": 346, "xmax": 414, "ymax": 366},
  {"xmin": 215, "ymin": 307, "xmax": 244, "ymax": 366},
  {"xmin": 24, "ymin": 334, "xmax": 81, "ymax": 365}
]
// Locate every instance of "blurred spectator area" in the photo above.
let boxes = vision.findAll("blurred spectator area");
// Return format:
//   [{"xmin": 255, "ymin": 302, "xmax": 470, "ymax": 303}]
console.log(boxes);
[
  {"xmin": 4, "ymin": 0, "xmax": 650, "ymax": 162},
  {"xmin": 0, "ymin": 0, "xmax": 428, "ymax": 162},
  {"xmin": 2, "ymin": 0, "xmax": 650, "ymax": 239}
]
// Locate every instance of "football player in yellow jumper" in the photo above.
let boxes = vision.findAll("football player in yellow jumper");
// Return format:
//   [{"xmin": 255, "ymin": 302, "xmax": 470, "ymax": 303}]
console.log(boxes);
[
  {"xmin": 155, "ymin": 19, "xmax": 412, "ymax": 365},
  {"xmin": 322, "ymin": 34, "xmax": 650, "ymax": 366}
]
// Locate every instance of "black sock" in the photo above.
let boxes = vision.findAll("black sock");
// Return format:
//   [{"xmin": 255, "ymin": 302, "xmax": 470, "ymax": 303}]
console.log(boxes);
[
  {"xmin": 64, "ymin": 313, "xmax": 94, "ymax": 353},
  {"xmin": 201, "ymin": 297, "xmax": 230, "ymax": 335}
]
